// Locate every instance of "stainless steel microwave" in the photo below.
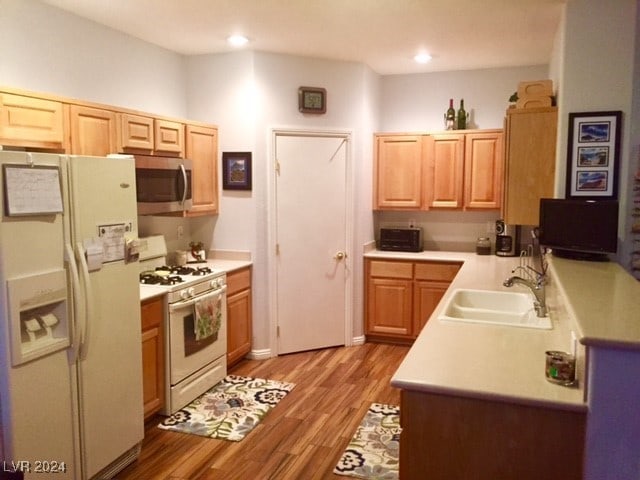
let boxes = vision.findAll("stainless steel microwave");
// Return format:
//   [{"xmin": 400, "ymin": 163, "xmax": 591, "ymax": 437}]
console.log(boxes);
[{"xmin": 133, "ymin": 155, "xmax": 193, "ymax": 215}]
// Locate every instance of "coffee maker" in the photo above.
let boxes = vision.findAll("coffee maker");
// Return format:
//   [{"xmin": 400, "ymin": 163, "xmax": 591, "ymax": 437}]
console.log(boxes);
[{"xmin": 495, "ymin": 220, "xmax": 520, "ymax": 257}]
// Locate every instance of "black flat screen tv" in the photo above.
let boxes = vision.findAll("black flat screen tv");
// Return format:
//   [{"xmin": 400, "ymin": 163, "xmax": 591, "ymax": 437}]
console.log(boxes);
[{"xmin": 538, "ymin": 198, "xmax": 618, "ymax": 261}]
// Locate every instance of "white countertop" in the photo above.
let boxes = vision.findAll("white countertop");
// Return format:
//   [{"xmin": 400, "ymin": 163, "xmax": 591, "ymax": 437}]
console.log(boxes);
[
  {"xmin": 548, "ymin": 256, "xmax": 640, "ymax": 349},
  {"xmin": 368, "ymin": 250, "xmax": 588, "ymax": 411}
]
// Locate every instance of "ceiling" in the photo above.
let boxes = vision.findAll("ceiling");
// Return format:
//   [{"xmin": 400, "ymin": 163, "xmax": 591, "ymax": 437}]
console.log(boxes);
[{"xmin": 41, "ymin": 0, "xmax": 566, "ymax": 75}]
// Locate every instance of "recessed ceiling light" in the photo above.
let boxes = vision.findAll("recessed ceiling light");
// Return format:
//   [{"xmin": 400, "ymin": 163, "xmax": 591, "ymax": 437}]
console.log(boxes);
[
  {"xmin": 227, "ymin": 35, "xmax": 249, "ymax": 47},
  {"xmin": 414, "ymin": 53, "xmax": 432, "ymax": 64}
]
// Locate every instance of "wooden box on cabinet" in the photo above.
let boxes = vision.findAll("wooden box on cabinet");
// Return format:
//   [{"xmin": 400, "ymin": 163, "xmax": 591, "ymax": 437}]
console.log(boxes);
[
  {"xmin": 503, "ymin": 107, "xmax": 557, "ymax": 226},
  {"xmin": 0, "ymin": 92, "xmax": 65, "ymax": 149},
  {"xmin": 365, "ymin": 259, "xmax": 461, "ymax": 343},
  {"xmin": 141, "ymin": 296, "xmax": 165, "ymax": 419},
  {"xmin": 226, "ymin": 267, "xmax": 252, "ymax": 367}
]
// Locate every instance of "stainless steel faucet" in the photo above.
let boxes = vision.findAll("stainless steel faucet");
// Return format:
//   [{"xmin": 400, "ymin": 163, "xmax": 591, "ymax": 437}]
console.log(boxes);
[{"xmin": 503, "ymin": 274, "xmax": 548, "ymax": 317}]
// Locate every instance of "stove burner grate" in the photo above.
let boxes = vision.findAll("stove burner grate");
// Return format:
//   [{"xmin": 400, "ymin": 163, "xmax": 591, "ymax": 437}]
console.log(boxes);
[
  {"xmin": 192, "ymin": 266, "xmax": 213, "ymax": 276},
  {"xmin": 140, "ymin": 272, "xmax": 184, "ymax": 285}
]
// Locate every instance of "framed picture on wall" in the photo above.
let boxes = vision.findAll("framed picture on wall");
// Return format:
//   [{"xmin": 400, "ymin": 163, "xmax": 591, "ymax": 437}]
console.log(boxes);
[
  {"xmin": 222, "ymin": 152, "xmax": 252, "ymax": 190},
  {"xmin": 566, "ymin": 111, "xmax": 621, "ymax": 199}
]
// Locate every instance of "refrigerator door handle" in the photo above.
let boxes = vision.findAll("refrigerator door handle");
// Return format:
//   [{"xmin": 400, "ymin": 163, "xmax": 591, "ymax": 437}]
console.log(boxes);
[
  {"xmin": 75, "ymin": 242, "xmax": 94, "ymax": 360},
  {"xmin": 65, "ymin": 243, "xmax": 83, "ymax": 364}
]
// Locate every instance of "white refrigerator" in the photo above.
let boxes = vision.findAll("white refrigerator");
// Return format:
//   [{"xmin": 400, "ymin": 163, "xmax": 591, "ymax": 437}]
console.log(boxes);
[{"xmin": 0, "ymin": 151, "xmax": 144, "ymax": 479}]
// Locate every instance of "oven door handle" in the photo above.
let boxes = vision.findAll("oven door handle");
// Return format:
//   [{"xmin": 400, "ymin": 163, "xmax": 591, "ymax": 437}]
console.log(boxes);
[{"xmin": 168, "ymin": 285, "xmax": 227, "ymax": 312}]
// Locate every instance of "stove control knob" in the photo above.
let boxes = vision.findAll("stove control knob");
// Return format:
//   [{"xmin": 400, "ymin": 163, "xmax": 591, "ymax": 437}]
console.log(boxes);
[
  {"xmin": 210, "ymin": 279, "xmax": 217, "ymax": 289},
  {"xmin": 180, "ymin": 287, "xmax": 195, "ymax": 299}
]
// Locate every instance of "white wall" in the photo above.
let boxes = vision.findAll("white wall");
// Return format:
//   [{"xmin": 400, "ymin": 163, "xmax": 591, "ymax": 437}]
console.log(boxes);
[
  {"xmin": 184, "ymin": 51, "xmax": 381, "ymax": 348},
  {"xmin": 555, "ymin": 0, "xmax": 636, "ymax": 269},
  {"xmin": 554, "ymin": 1, "xmax": 639, "ymax": 478},
  {"xmin": 381, "ymin": 65, "xmax": 549, "ymax": 132},
  {"xmin": 0, "ymin": 0, "xmax": 187, "ymax": 118}
]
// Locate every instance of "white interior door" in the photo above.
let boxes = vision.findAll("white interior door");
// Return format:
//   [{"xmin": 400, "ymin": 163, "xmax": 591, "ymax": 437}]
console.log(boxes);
[{"xmin": 274, "ymin": 131, "xmax": 350, "ymax": 354}]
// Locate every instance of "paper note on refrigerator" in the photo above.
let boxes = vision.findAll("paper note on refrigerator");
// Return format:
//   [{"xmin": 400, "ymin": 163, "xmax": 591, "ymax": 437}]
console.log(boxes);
[
  {"xmin": 97, "ymin": 223, "xmax": 128, "ymax": 262},
  {"xmin": 2, "ymin": 165, "xmax": 63, "ymax": 216}
]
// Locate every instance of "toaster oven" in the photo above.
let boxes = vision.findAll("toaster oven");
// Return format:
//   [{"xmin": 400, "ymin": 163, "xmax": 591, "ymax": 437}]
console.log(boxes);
[{"xmin": 379, "ymin": 227, "xmax": 423, "ymax": 252}]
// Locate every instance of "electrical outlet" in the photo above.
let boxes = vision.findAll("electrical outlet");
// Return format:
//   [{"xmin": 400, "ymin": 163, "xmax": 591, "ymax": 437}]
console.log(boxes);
[
  {"xmin": 177, "ymin": 225, "xmax": 184, "ymax": 239},
  {"xmin": 409, "ymin": 219, "xmax": 416, "ymax": 228}
]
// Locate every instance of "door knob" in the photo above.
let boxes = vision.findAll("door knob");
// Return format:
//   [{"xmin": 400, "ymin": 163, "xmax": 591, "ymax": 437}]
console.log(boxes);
[{"xmin": 334, "ymin": 251, "xmax": 347, "ymax": 260}]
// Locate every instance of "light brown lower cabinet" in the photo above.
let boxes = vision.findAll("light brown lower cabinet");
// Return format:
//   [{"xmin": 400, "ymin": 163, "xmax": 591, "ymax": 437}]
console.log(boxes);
[
  {"xmin": 226, "ymin": 267, "xmax": 252, "ymax": 367},
  {"xmin": 365, "ymin": 259, "xmax": 461, "ymax": 343},
  {"xmin": 400, "ymin": 389, "xmax": 586, "ymax": 480},
  {"xmin": 140, "ymin": 296, "xmax": 164, "ymax": 420}
]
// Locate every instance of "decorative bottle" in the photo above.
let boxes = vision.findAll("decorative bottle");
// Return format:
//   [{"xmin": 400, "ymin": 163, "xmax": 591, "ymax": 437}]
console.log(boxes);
[
  {"xmin": 445, "ymin": 99, "xmax": 455, "ymax": 130},
  {"xmin": 457, "ymin": 99, "xmax": 467, "ymax": 130}
]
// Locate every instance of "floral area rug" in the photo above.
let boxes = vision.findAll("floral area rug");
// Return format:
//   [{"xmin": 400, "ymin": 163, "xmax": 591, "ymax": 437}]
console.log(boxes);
[
  {"xmin": 334, "ymin": 403, "xmax": 401, "ymax": 479},
  {"xmin": 158, "ymin": 375, "xmax": 295, "ymax": 441}
]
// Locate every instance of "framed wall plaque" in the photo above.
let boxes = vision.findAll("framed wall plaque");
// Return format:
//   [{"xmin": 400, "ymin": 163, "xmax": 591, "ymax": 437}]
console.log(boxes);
[
  {"xmin": 566, "ymin": 110, "xmax": 621, "ymax": 199},
  {"xmin": 222, "ymin": 152, "xmax": 252, "ymax": 190}
]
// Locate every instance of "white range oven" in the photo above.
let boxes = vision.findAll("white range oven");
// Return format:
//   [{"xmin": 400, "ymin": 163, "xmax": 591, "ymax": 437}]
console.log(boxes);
[{"xmin": 139, "ymin": 236, "xmax": 227, "ymax": 415}]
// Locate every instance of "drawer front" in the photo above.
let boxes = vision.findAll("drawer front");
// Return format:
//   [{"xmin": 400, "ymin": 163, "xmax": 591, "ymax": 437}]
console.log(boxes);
[
  {"xmin": 226, "ymin": 267, "xmax": 251, "ymax": 296},
  {"xmin": 414, "ymin": 262, "xmax": 461, "ymax": 281},
  {"xmin": 368, "ymin": 260, "xmax": 413, "ymax": 279}
]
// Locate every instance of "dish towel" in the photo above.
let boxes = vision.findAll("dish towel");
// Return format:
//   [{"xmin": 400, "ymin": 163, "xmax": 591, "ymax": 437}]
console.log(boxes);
[{"xmin": 194, "ymin": 292, "xmax": 222, "ymax": 341}]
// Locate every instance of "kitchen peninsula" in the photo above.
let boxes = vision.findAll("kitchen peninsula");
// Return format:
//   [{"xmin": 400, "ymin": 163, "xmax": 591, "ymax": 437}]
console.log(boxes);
[{"xmin": 364, "ymin": 249, "xmax": 640, "ymax": 480}]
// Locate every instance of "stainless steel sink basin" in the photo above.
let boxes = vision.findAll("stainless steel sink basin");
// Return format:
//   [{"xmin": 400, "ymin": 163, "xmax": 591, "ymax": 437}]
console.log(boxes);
[{"xmin": 439, "ymin": 289, "xmax": 552, "ymax": 329}]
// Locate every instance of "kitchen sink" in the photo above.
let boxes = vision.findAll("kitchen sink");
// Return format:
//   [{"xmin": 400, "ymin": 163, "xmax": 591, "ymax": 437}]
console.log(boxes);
[{"xmin": 438, "ymin": 289, "xmax": 552, "ymax": 329}]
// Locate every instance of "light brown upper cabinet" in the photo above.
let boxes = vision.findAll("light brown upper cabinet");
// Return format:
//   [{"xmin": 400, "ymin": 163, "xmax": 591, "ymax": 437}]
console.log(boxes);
[
  {"xmin": 503, "ymin": 107, "xmax": 557, "ymax": 225},
  {"xmin": 0, "ymin": 92, "xmax": 65, "ymax": 149},
  {"xmin": 154, "ymin": 119, "xmax": 184, "ymax": 157},
  {"xmin": 425, "ymin": 133, "xmax": 465, "ymax": 208},
  {"xmin": 69, "ymin": 105, "xmax": 117, "ymax": 156},
  {"xmin": 374, "ymin": 129, "xmax": 503, "ymax": 211},
  {"xmin": 185, "ymin": 125, "xmax": 218, "ymax": 216},
  {"xmin": 463, "ymin": 131, "xmax": 504, "ymax": 210},
  {"xmin": 117, "ymin": 113, "xmax": 155, "ymax": 152},
  {"xmin": 117, "ymin": 113, "xmax": 185, "ymax": 158},
  {"xmin": 2, "ymin": 87, "xmax": 219, "ymax": 217},
  {"xmin": 374, "ymin": 134, "xmax": 425, "ymax": 209}
]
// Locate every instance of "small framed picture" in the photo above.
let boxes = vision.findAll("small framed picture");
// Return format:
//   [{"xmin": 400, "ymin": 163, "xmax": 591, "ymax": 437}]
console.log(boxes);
[
  {"xmin": 298, "ymin": 86, "xmax": 326, "ymax": 114},
  {"xmin": 222, "ymin": 152, "xmax": 252, "ymax": 191},
  {"xmin": 566, "ymin": 111, "xmax": 621, "ymax": 199}
]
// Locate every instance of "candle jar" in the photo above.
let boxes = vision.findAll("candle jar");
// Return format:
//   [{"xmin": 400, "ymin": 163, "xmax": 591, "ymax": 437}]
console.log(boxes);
[{"xmin": 475, "ymin": 237, "xmax": 491, "ymax": 255}]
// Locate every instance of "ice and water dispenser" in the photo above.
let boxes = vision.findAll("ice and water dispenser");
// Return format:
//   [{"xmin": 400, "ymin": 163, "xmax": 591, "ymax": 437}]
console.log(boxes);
[{"xmin": 6, "ymin": 269, "xmax": 70, "ymax": 366}]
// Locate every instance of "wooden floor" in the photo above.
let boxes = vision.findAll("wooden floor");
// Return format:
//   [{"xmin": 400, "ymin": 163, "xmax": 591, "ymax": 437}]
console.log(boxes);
[{"xmin": 118, "ymin": 342, "xmax": 410, "ymax": 480}]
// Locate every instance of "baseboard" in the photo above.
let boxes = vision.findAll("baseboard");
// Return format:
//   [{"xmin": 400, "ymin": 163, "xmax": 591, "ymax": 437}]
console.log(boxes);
[
  {"xmin": 247, "ymin": 339, "xmax": 365, "ymax": 361},
  {"xmin": 248, "ymin": 348, "xmax": 272, "ymax": 361}
]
